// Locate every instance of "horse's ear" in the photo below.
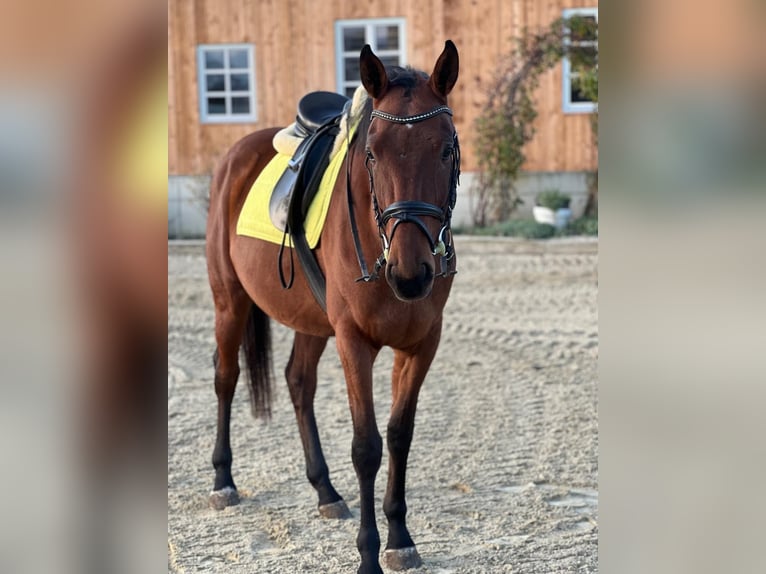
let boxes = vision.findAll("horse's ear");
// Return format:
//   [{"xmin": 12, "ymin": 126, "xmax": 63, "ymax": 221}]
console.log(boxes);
[
  {"xmin": 429, "ymin": 40, "xmax": 459, "ymax": 99},
  {"xmin": 360, "ymin": 44, "xmax": 389, "ymax": 99}
]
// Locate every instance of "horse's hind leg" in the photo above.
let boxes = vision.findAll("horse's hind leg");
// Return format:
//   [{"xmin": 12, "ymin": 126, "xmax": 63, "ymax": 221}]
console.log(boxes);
[
  {"xmin": 208, "ymin": 288, "xmax": 251, "ymax": 510},
  {"xmin": 286, "ymin": 332, "xmax": 351, "ymax": 519}
]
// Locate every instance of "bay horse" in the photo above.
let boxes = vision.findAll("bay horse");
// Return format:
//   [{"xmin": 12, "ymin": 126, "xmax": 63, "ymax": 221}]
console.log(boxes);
[{"xmin": 205, "ymin": 41, "xmax": 460, "ymax": 574}]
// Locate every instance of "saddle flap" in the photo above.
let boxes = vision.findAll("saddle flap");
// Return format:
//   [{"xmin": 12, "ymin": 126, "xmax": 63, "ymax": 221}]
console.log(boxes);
[
  {"xmin": 268, "ymin": 167, "xmax": 298, "ymax": 231},
  {"xmin": 269, "ymin": 134, "xmax": 312, "ymax": 230}
]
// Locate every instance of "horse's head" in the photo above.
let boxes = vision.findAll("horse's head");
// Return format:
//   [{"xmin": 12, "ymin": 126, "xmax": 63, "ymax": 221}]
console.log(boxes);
[{"xmin": 359, "ymin": 41, "xmax": 460, "ymax": 302}]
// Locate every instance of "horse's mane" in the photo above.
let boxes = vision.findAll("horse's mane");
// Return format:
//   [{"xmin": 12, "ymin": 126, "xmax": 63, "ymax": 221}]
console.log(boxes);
[{"xmin": 352, "ymin": 66, "xmax": 429, "ymax": 154}]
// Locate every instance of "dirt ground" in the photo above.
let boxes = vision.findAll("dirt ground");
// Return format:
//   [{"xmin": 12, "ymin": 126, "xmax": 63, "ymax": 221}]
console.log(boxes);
[{"xmin": 168, "ymin": 236, "xmax": 598, "ymax": 573}]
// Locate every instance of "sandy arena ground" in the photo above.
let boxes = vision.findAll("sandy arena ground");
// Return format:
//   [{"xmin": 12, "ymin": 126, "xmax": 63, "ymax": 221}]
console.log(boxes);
[{"xmin": 168, "ymin": 236, "xmax": 598, "ymax": 573}]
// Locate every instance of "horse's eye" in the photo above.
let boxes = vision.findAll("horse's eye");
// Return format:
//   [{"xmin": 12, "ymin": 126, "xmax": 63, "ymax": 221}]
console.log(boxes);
[
  {"xmin": 441, "ymin": 146, "xmax": 453, "ymax": 161},
  {"xmin": 365, "ymin": 148, "xmax": 376, "ymax": 162}
]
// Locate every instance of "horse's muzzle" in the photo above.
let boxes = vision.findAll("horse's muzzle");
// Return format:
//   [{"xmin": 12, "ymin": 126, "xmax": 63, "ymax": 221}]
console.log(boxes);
[{"xmin": 385, "ymin": 261, "xmax": 435, "ymax": 301}]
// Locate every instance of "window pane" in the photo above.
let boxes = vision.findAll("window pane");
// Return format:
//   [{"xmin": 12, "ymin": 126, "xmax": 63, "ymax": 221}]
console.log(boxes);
[
  {"xmin": 343, "ymin": 27, "xmax": 366, "ymax": 51},
  {"xmin": 205, "ymin": 74, "xmax": 225, "ymax": 92},
  {"xmin": 570, "ymin": 77, "xmax": 593, "ymax": 103},
  {"xmin": 229, "ymin": 49, "xmax": 249, "ymax": 69},
  {"xmin": 230, "ymin": 73, "xmax": 249, "ymax": 91},
  {"xmin": 231, "ymin": 97, "xmax": 250, "ymax": 114},
  {"xmin": 207, "ymin": 97, "xmax": 226, "ymax": 114},
  {"xmin": 204, "ymin": 50, "xmax": 225, "ymax": 69},
  {"xmin": 569, "ymin": 45, "xmax": 597, "ymax": 69},
  {"xmin": 380, "ymin": 56, "xmax": 400, "ymax": 69},
  {"xmin": 345, "ymin": 86, "xmax": 358, "ymax": 98},
  {"xmin": 568, "ymin": 15, "xmax": 597, "ymax": 44},
  {"xmin": 344, "ymin": 57, "xmax": 360, "ymax": 81},
  {"xmin": 375, "ymin": 25, "xmax": 399, "ymax": 50}
]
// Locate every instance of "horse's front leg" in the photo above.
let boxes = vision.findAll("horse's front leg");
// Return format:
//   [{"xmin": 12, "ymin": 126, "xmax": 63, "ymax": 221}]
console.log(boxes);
[
  {"xmin": 383, "ymin": 320, "xmax": 442, "ymax": 571},
  {"xmin": 336, "ymin": 326, "xmax": 383, "ymax": 574}
]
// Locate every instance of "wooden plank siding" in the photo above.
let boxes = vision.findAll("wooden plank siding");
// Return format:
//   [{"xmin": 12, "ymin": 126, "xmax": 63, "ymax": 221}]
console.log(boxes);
[{"xmin": 169, "ymin": 0, "xmax": 598, "ymax": 176}]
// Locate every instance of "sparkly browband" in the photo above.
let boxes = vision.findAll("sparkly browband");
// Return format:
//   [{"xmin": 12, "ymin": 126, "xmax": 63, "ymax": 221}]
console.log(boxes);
[{"xmin": 370, "ymin": 105, "xmax": 453, "ymax": 124}]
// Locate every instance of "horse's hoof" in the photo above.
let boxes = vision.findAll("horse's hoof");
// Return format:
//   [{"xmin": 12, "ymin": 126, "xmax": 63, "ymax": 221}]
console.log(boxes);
[
  {"xmin": 383, "ymin": 546, "xmax": 422, "ymax": 571},
  {"xmin": 209, "ymin": 487, "xmax": 239, "ymax": 510},
  {"xmin": 318, "ymin": 500, "xmax": 352, "ymax": 519}
]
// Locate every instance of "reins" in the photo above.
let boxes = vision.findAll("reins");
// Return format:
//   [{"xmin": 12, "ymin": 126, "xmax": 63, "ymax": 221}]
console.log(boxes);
[{"xmin": 346, "ymin": 103, "xmax": 461, "ymax": 283}]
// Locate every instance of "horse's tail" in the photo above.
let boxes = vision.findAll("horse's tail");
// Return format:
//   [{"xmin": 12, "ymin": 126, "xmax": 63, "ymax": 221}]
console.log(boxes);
[{"xmin": 242, "ymin": 304, "xmax": 273, "ymax": 419}]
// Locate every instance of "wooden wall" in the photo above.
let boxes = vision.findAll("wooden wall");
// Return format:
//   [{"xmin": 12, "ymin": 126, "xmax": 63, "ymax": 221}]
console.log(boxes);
[{"xmin": 169, "ymin": 0, "xmax": 598, "ymax": 176}]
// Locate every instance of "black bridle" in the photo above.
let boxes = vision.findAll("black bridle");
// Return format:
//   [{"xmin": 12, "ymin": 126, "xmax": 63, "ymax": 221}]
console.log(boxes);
[{"xmin": 347, "ymin": 104, "xmax": 461, "ymax": 283}]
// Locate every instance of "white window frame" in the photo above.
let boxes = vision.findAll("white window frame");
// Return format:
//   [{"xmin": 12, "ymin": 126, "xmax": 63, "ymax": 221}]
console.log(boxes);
[
  {"xmin": 196, "ymin": 43, "xmax": 257, "ymax": 124},
  {"xmin": 334, "ymin": 18, "xmax": 407, "ymax": 97},
  {"xmin": 562, "ymin": 7, "xmax": 598, "ymax": 114}
]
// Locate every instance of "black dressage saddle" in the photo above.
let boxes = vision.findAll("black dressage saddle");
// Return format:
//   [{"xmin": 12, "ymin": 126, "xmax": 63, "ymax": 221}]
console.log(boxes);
[
  {"xmin": 270, "ymin": 91, "xmax": 350, "ymax": 312},
  {"xmin": 269, "ymin": 91, "xmax": 349, "ymax": 230}
]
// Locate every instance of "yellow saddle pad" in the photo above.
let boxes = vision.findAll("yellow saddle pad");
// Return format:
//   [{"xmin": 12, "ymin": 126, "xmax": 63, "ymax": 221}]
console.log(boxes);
[{"xmin": 236, "ymin": 142, "xmax": 349, "ymax": 247}]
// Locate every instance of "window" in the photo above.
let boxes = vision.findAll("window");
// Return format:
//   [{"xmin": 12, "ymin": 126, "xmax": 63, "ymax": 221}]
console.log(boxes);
[
  {"xmin": 562, "ymin": 8, "xmax": 598, "ymax": 114},
  {"xmin": 335, "ymin": 18, "xmax": 407, "ymax": 97},
  {"xmin": 196, "ymin": 44, "xmax": 256, "ymax": 123}
]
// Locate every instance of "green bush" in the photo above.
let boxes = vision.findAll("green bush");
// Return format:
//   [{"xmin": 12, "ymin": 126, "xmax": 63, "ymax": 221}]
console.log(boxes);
[
  {"xmin": 536, "ymin": 190, "xmax": 571, "ymax": 210},
  {"xmin": 455, "ymin": 215, "xmax": 598, "ymax": 239},
  {"xmin": 471, "ymin": 219, "xmax": 556, "ymax": 239},
  {"xmin": 562, "ymin": 216, "xmax": 598, "ymax": 236}
]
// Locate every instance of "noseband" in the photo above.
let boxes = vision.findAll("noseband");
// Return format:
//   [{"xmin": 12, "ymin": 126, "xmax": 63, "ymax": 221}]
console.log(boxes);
[{"xmin": 347, "ymin": 104, "xmax": 461, "ymax": 283}]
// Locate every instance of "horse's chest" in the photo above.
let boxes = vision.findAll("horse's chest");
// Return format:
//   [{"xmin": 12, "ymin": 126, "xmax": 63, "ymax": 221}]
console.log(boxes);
[{"xmin": 358, "ymin": 302, "xmax": 439, "ymax": 348}]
